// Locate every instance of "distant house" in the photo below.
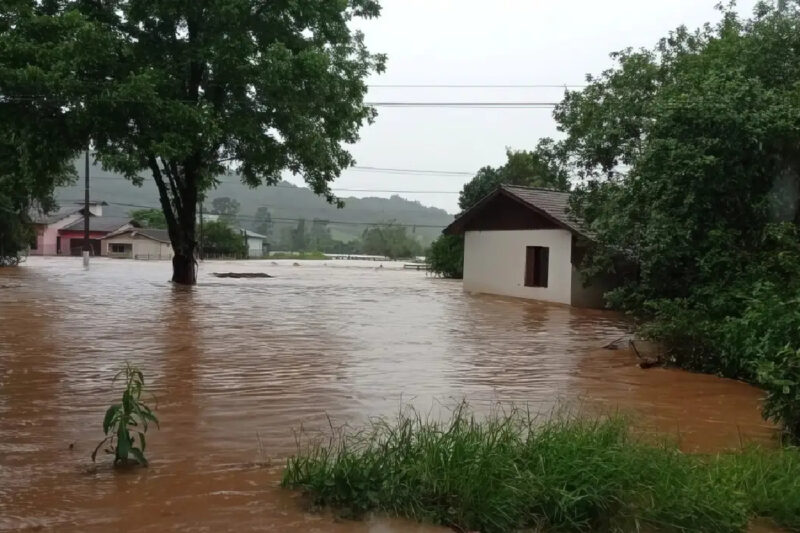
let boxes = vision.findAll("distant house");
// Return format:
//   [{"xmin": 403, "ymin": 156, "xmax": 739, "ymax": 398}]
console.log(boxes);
[
  {"xmin": 443, "ymin": 185, "xmax": 611, "ymax": 308},
  {"xmin": 30, "ymin": 202, "xmax": 106, "ymax": 256},
  {"xmin": 101, "ymin": 228, "xmax": 174, "ymax": 260},
  {"xmin": 58, "ymin": 217, "xmax": 134, "ymax": 256},
  {"xmin": 241, "ymin": 229, "xmax": 269, "ymax": 258}
]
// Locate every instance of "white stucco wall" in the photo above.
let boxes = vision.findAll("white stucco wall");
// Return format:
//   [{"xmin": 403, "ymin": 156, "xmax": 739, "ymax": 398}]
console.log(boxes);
[
  {"xmin": 102, "ymin": 235, "xmax": 173, "ymax": 260},
  {"xmin": 463, "ymin": 229, "xmax": 574, "ymax": 305}
]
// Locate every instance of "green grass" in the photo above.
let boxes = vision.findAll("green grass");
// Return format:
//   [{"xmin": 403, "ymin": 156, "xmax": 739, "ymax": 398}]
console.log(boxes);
[
  {"xmin": 282, "ymin": 404, "xmax": 800, "ymax": 533},
  {"xmin": 268, "ymin": 251, "xmax": 327, "ymax": 260}
]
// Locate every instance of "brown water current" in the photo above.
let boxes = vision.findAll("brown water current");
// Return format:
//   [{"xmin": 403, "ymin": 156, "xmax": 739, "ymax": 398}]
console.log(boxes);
[{"xmin": 0, "ymin": 257, "xmax": 777, "ymax": 532}]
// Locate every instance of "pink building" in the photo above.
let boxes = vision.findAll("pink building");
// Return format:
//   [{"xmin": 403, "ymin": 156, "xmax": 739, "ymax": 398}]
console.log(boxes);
[
  {"xmin": 58, "ymin": 217, "xmax": 134, "ymax": 256},
  {"xmin": 31, "ymin": 202, "xmax": 105, "ymax": 256}
]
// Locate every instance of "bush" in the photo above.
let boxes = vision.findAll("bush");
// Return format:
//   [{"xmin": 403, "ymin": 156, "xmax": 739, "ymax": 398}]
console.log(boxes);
[
  {"xmin": 283, "ymin": 404, "xmax": 800, "ymax": 532},
  {"xmin": 426, "ymin": 234, "xmax": 463, "ymax": 279},
  {"xmin": 201, "ymin": 220, "xmax": 248, "ymax": 257}
]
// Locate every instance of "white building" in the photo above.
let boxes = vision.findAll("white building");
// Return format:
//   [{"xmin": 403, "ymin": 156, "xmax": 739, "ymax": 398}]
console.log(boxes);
[
  {"xmin": 101, "ymin": 228, "xmax": 174, "ymax": 260},
  {"xmin": 241, "ymin": 229, "xmax": 269, "ymax": 258},
  {"xmin": 443, "ymin": 185, "xmax": 611, "ymax": 308}
]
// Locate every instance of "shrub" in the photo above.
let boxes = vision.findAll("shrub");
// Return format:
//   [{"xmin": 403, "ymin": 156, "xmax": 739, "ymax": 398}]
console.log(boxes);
[
  {"xmin": 426, "ymin": 234, "xmax": 463, "ymax": 279},
  {"xmin": 92, "ymin": 363, "xmax": 159, "ymax": 466},
  {"xmin": 283, "ymin": 405, "xmax": 800, "ymax": 532}
]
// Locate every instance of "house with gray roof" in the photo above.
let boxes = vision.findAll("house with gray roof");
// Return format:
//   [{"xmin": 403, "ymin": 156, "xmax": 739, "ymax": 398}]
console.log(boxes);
[
  {"xmin": 30, "ymin": 202, "xmax": 106, "ymax": 256},
  {"xmin": 443, "ymin": 185, "xmax": 610, "ymax": 308},
  {"xmin": 101, "ymin": 228, "xmax": 173, "ymax": 260}
]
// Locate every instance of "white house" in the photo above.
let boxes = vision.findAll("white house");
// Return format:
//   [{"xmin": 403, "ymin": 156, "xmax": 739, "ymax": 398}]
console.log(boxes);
[
  {"xmin": 241, "ymin": 229, "xmax": 269, "ymax": 258},
  {"xmin": 443, "ymin": 185, "xmax": 611, "ymax": 308},
  {"xmin": 101, "ymin": 228, "xmax": 174, "ymax": 260}
]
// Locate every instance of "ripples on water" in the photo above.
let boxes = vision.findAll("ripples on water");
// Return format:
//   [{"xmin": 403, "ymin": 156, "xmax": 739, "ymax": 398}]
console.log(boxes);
[{"xmin": 0, "ymin": 257, "xmax": 775, "ymax": 532}]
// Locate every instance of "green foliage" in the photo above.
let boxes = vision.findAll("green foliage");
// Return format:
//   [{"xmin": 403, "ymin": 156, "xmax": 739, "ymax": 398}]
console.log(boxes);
[
  {"xmin": 201, "ymin": 220, "xmax": 247, "ymax": 257},
  {"xmin": 211, "ymin": 197, "xmax": 241, "ymax": 225},
  {"xmin": 560, "ymin": 2, "xmax": 800, "ymax": 440},
  {"xmin": 0, "ymin": 193, "xmax": 32, "ymax": 266},
  {"xmin": 0, "ymin": 0, "xmax": 385, "ymax": 283},
  {"xmin": 361, "ymin": 223, "xmax": 422, "ymax": 259},
  {"xmin": 426, "ymin": 234, "xmax": 464, "ymax": 279},
  {"xmin": 253, "ymin": 207, "xmax": 273, "ymax": 239},
  {"xmin": 92, "ymin": 363, "xmax": 159, "ymax": 467},
  {"xmin": 459, "ymin": 139, "xmax": 570, "ymax": 211},
  {"xmin": 130, "ymin": 208, "xmax": 167, "ymax": 229},
  {"xmin": 0, "ymin": 110, "xmax": 76, "ymax": 264},
  {"xmin": 283, "ymin": 404, "xmax": 800, "ymax": 532}
]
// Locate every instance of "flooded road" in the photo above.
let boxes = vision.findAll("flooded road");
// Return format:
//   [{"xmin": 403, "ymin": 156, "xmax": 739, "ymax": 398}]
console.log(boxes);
[{"xmin": 0, "ymin": 257, "xmax": 776, "ymax": 532}]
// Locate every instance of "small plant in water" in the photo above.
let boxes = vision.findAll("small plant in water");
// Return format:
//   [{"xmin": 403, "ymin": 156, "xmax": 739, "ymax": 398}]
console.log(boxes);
[{"xmin": 92, "ymin": 363, "xmax": 159, "ymax": 466}]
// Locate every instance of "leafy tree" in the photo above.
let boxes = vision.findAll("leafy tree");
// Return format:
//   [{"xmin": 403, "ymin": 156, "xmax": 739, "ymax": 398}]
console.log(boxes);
[
  {"xmin": 459, "ymin": 140, "xmax": 570, "ymax": 211},
  {"xmin": 0, "ymin": 89, "xmax": 77, "ymax": 264},
  {"xmin": 559, "ymin": 1, "xmax": 800, "ymax": 440},
  {"xmin": 426, "ymin": 234, "xmax": 464, "ymax": 279},
  {"xmin": 361, "ymin": 223, "xmax": 421, "ymax": 259},
  {"xmin": 200, "ymin": 220, "xmax": 246, "ymax": 257},
  {"xmin": 253, "ymin": 207, "xmax": 273, "ymax": 238},
  {"xmin": 130, "ymin": 209, "xmax": 167, "ymax": 229},
  {"xmin": 211, "ymin": 197, "xmax": 241, "ymax": 226},
  {"xmin": 291, "ymin": 219, "xmax": 307, "ymax": 252},
  {"xmin": 0, "ymin": 1, "xmax": 385, "ymax": 284},
  {"xmin": 308, "ymin": 218, "xmax": 335, "ymax": 252}
]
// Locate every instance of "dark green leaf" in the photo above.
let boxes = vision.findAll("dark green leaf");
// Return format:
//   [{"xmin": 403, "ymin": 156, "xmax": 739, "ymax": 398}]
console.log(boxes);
[{"xmin": 103, "ymin": 404, "xmax": 121, "ymax": 434}]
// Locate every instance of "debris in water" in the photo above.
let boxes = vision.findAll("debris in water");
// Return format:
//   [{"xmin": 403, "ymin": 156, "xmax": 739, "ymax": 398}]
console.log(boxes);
[
  {"xmin": 212, "ymin": 273, "xmax": 273, "ymax": 279},
  {"xmin": 292, "ymin": 263, "xmax": 300, "ymax": 267},
  {"xmin": 630, "ymin": 339, "xmax": 664, "ymax": 369},
  {"xmin": 602, "ymin": 335, "xmax": 631, "ymax": 350}
]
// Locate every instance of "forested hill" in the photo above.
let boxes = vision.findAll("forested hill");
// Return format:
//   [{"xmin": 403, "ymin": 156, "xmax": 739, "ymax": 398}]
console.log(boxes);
[{"xmin": 55, "ymin": 164, "xmax": 454, "ymax": 244}]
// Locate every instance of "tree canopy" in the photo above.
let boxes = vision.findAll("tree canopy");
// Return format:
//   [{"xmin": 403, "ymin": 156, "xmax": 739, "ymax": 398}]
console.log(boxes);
[
  {"xmin": 130, "ymin": 208, "xmax": 167, "ymax": 229},
  {"xmin": 200, "ymin": 220, "xmax": 246, "ymax": 258},
  {"xmin": 0, "ymin": 0, "xmax": 385, "ymax": 283},
  {"xmin": 560, "ymin": 1, "xmax": 800, "ymax": 440},
  {"xmin": 458, "ymin": 140, "xmax": 570, "ymax": 211}
]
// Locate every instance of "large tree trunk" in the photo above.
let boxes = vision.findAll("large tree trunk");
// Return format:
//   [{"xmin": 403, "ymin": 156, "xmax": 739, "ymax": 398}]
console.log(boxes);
[
  {"xmin": 148, "ymin": 155, "xmax": 199, "ymax": 285},
  {"xmin": 170, "ymin": 173, "xmax": 198, "ymax": 285},
  {"xmin": 171, "ymin": 219, "xmax": 197, "ymax": 285},
  {"xmin": 172, "ymin": 248, "xmax": 196, "ymax": 284}
]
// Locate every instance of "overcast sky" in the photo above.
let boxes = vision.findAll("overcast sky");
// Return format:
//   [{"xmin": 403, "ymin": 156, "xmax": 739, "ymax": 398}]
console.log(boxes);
[{"xmin": 284, "ymin": 0, "xmax": 761, "ymax": 214}]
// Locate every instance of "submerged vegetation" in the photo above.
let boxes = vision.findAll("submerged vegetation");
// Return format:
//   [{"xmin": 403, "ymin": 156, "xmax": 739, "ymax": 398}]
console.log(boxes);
[
  {"xmin": 283, "ymin": 405, "xmax": 800, "ymax": 533},
  {"xmin": 92, "ymin": 364, "xmax": 159, "ymax": 467}
]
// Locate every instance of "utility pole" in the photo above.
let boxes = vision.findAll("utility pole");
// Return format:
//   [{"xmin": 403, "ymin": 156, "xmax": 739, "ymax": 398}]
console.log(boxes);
[
  {"xmin": 198, "ymin": 199, "xmax": 204, "ymax": 261},
  {"xmin": 82, "ymin": 148, "xmax": 90, "ymax": 267},
  {"xmin": 778, "ymin": 0, "xmax": 787, "ymax": 11}
]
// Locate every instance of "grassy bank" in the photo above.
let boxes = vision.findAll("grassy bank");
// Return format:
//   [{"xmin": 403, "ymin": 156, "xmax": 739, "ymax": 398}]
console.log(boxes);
[
  {"xmin": 268, "ymin": 251, "xmax": 327, "ymax": 260},
  {"xmin": 282, "ymin": 405, "xmax": 800, "ymax": 533}
]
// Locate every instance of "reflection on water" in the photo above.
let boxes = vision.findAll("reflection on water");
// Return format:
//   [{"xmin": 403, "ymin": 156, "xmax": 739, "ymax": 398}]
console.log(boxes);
[{"xmin": 0, "ymin": 257, "xmax": 776, "ymax": 532}]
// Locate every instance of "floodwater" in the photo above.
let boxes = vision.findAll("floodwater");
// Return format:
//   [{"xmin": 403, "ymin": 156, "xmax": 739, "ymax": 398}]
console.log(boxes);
[{"xmin": 0, "ymin": 257, "xmax": 776, "ymax": 532}]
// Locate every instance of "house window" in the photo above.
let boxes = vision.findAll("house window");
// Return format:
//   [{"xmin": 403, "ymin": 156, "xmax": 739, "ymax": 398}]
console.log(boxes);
[
  {"xmin": 110, "ymin": 243, "xmax": 127, "ymax": 254},
  {"xmin": 525, "ymin": 246, "xmax": 549, "ymax": 288}
]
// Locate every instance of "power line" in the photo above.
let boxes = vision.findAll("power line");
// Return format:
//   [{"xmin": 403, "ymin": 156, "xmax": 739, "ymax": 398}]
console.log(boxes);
[
  {"xmin": 349, "ymin": 166, "xmax": 473, "ymax": 176},
  {"xmin": 102, "ymin": 201, "xmax": 449, "ymax": 228},
  {"xmin": 86, "ymin": 175, "xmax": 462, "ymax": 194},
  {"xmin": 1, "ymin": 94, "xmax": 559, "ymax": 107},
  {"xmin": 367, "ymin": 102, "xmax": 558, "ymax": 108},
  {"xmin": 368, "ymin": 84, "xmax": 586, "ymax": 89}
]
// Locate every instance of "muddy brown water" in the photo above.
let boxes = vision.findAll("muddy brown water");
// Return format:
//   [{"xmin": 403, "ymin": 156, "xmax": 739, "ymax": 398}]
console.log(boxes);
[{"xmin": 0, "ymin": 257, "xmax": 777, "ymax": 532}]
